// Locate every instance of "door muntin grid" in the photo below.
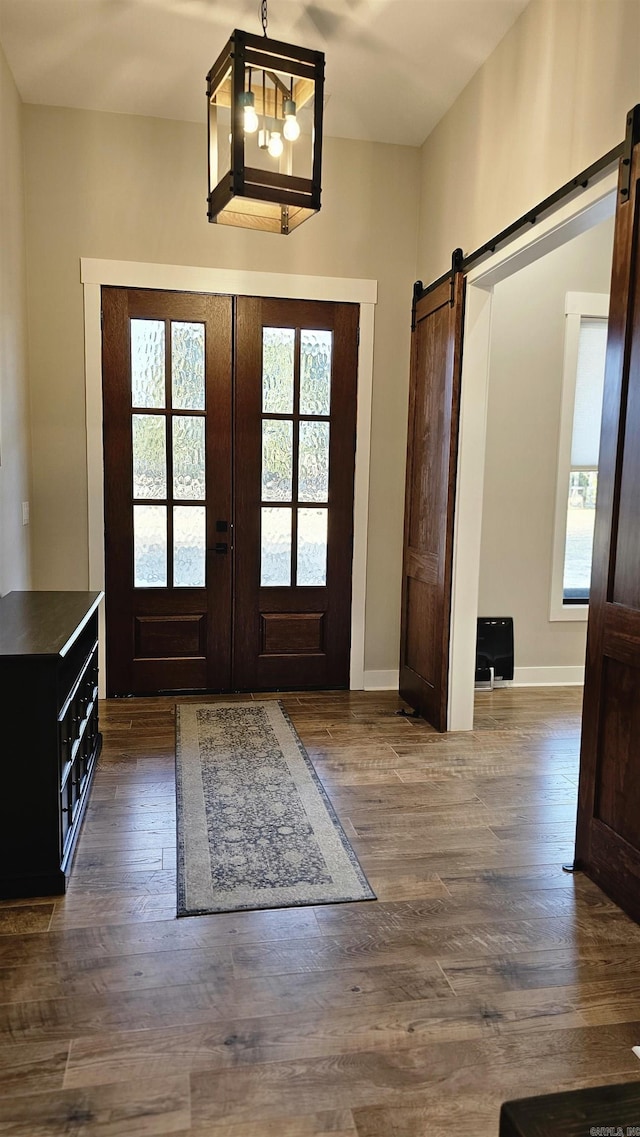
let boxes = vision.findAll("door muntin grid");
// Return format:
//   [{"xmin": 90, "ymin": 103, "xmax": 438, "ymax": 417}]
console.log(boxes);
[
  {"xmin": 260, "ymin": 326, "xmax": 332, "ymax": 588},
  {"xmin": 130, "ymin": 318, "xmax": 207, "ymax": 589}
]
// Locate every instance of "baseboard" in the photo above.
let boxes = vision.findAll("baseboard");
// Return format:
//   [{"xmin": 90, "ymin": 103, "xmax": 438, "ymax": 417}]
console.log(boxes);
[
  {"xmin": 361, "ymin": 665, "xmax": 582, "ymax": 692},
  {"xmin": 363, "ymin": 669, "xmax": 400, "ymax": 691},
  {"xmin": 511, "ymin": 665, "xmax": 584, "ymax": 687}
]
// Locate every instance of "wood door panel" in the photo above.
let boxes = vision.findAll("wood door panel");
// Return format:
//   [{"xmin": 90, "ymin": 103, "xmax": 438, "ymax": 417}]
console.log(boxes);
[
  {"xmin": 134, "ymin": 615, "xmax": 206, "ymax": 658},
  {"xmin": 405, "ymin": 577, "xmax": 438, "ymax": 685},
  {"xmin": 575, "ymin": 105, "xmax": 640, "ymax": 925},
  {"xmin": 407, "ymin": 303, "xmax": 451, "ymax": 559},
  {"xmin": 585, "ymin": 819, "xmax": 640, "ymax": 919},
  {"xmin": 261, "ymin": 613, "xmax": 324, "ymax": 655},
  {"xmin": 595, "ymin": 656, "xmax": 640, "ymax": 841},
  {"xmin": 612, "ymin": 317, "xmax": 640, "ymax": 608},
  {"xmin": 602, "ymin": 604, "xmax": 640, "ymax": 663},
  {"xmin": 399, "ymin": 272, "xmax": 465, "ymax": 730},
  {"xmin": 405, "ymin": 549, "xmax": 439, "ymax": 584}
]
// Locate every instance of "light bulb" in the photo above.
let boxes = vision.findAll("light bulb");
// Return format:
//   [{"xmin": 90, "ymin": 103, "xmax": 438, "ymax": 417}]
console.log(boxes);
[
  {"xmin": 267, "ymin": 130, "xmax": 283, "ymax": 158},
  {"xmin": 239, "ymin": 91, "xmax": 259, "ymax": 134},
  {"xmin": 283, "ymin": 98, "xmax": 300, "ymax": 142},
  {"xmin": 244, "ymin": 105, "xmax": 259, "ymax": 133},
  {"xmin": 283, "ymin": 115, "xmax": 300, "ymax": 142}
]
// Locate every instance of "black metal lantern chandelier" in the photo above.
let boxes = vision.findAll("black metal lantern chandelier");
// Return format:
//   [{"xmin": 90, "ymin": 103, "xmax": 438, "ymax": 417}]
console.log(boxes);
[{"xmin": 206, "ymin": 0, "xmax": 325, "ymax": 235}]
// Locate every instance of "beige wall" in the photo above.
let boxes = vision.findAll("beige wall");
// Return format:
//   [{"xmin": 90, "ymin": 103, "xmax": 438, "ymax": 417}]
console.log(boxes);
[
  {"xmin": 22, "ymin": 105, "xmax": 420, "ymax": 673},
  {"xmin": 0, "ymin": 43, "xmax": 31, "ymax": 595},
  {"xmin": 19, "ymin": 0, "xmax": 640, "ymax": 679},
  {"xmin": 417, "ymin": 0, "xmax": 640, "ymax": 283},
  {"xmin": 478, "ymin": 215, "xmax": 615, "ymax": 671}
]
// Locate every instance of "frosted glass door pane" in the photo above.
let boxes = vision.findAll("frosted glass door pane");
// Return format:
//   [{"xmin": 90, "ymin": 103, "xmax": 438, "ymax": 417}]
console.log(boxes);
[
  {"xmin": 134, "ymin": 505, "xmax": 167, "ymax": 587},
  {"xmin": 298, "ymin": 421, "xmax": 329, "ymax": 502},
  {"xmin": 132, "ymin": 414, "xmax": 166, "ymax": 499},
  {"xmin": 261, "ymin": 508, "xmax": 292, "ymax": 586},
  {"xmin": 262, "ymin": 328, "xmax": 295, "ymax": 413},
  {"xmin": 300, "ymin": 330, "xmax": 332, "ymax": 415},
  {"xmin": 131, "ymin": 320, "xmax": 165, "ymax": 408},
  {"xmin": 297, "ymin": 508, "xmax": 327, "ymax": 586},
  {"xmin": 173, "ymin": 416, "xmax": 206, "ymax": 499},
  {"xmin": 262, "ymin": 420, "xmax": 293, "ymax": 501},
  {"xmin": 172, "ymin": 323, "xmax": 205, "ymax": 410},
  {"xmin": 174, "ymin": 506, "xmax": 206, "ymax": 587}
]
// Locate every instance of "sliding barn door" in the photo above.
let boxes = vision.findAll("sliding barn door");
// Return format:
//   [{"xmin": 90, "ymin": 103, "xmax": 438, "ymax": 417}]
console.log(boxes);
[
  {"xmin": 575, "ymin": 105, "xmax": 640, "ymax": 921},
  {"xmin": 399, "ymin": 270, "xmax": 465, "ymax": 731}
]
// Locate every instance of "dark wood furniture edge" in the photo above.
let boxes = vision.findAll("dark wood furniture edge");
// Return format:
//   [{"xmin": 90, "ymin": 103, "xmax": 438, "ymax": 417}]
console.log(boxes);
[{"xmin": 500, "ymin": 1079, "xmax": 640, "ymax": 1136}]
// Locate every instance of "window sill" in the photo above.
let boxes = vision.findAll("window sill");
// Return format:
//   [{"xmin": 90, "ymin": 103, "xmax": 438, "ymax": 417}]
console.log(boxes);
[{"xmin": 549, "ymin": 602, "xmax": 589, "ymax": 622}]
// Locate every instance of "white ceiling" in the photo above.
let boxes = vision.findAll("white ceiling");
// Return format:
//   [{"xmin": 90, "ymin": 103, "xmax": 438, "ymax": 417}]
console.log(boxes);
[{"xmin": 0, "ymin": 0, "xmax": 530, "ymax": 147}]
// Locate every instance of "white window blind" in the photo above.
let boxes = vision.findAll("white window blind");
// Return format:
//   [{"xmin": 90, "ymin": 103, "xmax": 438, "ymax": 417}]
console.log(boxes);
[{"xmin": 570, "ymin": 318, "xmax": 608, "ymax": 468}]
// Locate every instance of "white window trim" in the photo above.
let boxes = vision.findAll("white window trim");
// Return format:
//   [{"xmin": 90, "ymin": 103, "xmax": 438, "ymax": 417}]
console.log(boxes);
[
  {"xmin": 549, "ymin": 291, "xmax": 609, "ymax": 622},
  {"xmin": 80, "ymin": 258, "xmax": 377, "ymax": 697}
]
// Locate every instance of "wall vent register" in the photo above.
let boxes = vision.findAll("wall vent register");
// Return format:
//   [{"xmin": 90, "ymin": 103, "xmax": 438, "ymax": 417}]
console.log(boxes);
[{"xmin": 475, "ymin": 617, "xmax": 514, "ymax": 690}]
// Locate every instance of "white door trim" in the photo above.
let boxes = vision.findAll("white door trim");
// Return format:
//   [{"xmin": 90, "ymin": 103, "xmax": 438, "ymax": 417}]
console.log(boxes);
[
  {"xmin": 448, "ymin": 170, "xmax": 617, "ymax": 730},
  {"xmin": 81, "ymin": 258, "xmax": 377, "ymax": 696}
]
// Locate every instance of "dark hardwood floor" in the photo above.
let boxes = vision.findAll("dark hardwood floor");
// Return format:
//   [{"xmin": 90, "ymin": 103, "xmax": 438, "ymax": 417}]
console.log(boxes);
[{"xmin": 2, "ymin": 687, "xmax": 640, "ymax": 1134}]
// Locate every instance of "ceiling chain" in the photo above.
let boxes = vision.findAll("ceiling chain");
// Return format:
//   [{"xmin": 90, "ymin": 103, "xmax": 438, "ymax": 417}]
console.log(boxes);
[{"xmin": 261, "ymin": 0, "xmax": 268, "ymax": 37}]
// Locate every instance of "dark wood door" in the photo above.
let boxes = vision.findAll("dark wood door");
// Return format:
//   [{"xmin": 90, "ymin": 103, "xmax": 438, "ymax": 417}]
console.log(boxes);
[
  {"xmin": 102, "ymin": 289, "xmax": 359, "ymax": 695},
  {"xmin": 575, "ymin": 105, "xmax": 640, "ymax": 922},
  {"xmin": 233, "ymin": 297, "xmax": 359, "ymax": 689},
  {"xmin": 399, "ymin": 271, "xmax": 465, "ymax": 731},
  {"xmin": 102, "ymin": 288, "xmax": 233, "ymax": 695}
]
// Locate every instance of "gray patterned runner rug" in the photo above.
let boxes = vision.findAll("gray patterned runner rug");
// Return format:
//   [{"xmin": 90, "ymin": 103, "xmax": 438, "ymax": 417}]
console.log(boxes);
[{"xmin": 175, "ymin": 701, "xmax": 375, "ymax": 916}]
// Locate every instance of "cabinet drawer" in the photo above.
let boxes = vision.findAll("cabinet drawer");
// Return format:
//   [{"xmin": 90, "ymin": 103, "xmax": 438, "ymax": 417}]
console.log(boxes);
[
  {"xmin": 60, "ymin": 728, "xmax": 97, "ymax": 859},
  {"xmin": 58, "ymin": 642, "xmax": 99, "ymax": 783},
  {"xmin": 59, "ymin": 714, "xmax": 72, "ymax": 778},
  {"xmin": 60, "ymin": 779, "xmax": 72, "ymax": 855}
]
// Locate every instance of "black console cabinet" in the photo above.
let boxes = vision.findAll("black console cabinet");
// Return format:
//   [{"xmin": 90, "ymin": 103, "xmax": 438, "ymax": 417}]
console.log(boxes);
[{"xmin": 0, "ymin": 591, "xmax": 103, "ymax": 898}]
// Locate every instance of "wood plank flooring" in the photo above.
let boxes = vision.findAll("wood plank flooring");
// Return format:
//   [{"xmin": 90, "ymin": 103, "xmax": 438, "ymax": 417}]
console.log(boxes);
[{"xmin": 2, "ymin": 687, "xmax": 640, "ymax": 1134}]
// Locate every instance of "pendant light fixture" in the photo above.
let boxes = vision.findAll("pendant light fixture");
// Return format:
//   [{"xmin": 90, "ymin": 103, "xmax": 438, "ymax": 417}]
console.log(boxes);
[{"xmin": 206, "ymin": 0, "xmax": 325, "ymax": 235}]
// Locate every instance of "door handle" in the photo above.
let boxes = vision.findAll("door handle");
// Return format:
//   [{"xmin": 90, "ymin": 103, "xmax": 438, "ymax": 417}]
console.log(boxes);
[{"xmin": 209, "ymin": 542, "xmax": 228, "ymax": 554}]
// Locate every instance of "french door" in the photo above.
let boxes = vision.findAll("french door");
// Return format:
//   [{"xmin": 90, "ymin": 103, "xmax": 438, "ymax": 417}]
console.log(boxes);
[
  {"xmin": 102, "ymin": 289, "xmax": 233, "ymax": 695},
  {"xmin": 233, "ymin": 298, "xmax": 358, "ymax": 689},
  {"xmin": 102, "ymin": 287, "xmax": 358, "ymax": 696}
]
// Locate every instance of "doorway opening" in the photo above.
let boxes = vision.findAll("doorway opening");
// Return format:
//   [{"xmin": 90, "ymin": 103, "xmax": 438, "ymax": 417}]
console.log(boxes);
[
  {"xmin": 82, "ymin": 260, "xmax": 377, "ymax": 698},
  {"xmin": 475, "ymin": 213, "xmax": 614, "ymax": 689},
  {"xmin": 449, "ymin": 169, "xmax": 618, "ymax": 731}
]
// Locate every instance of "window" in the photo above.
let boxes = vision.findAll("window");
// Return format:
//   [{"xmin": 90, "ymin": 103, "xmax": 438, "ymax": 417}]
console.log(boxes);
[
  {"xmin": 260, "ymin": 327, "xmax": 332, "ymax": 588},
  {"xmin": 550, "ymin": 294, "xmax": 608, "ymax": 621}
]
